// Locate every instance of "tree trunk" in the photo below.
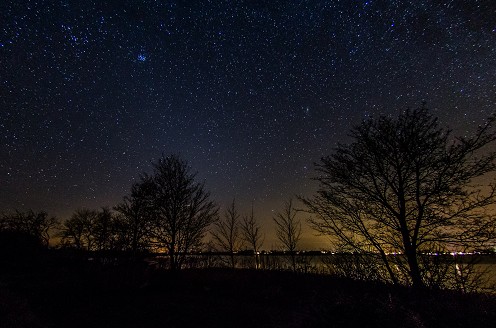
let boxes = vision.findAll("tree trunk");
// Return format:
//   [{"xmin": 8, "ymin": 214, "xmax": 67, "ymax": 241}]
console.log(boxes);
[
  {"xmin": 405, "ymin": 247, "xmax": 423, "ymax": 288},
  {"xmin": 132, "ymin": 225, "xmax": 138, "ymax": 258},
  {"xmin": 378, "ymin": 249, "xmax": 399, "ymax": 285},
  {"xmin": 169, "ymin": 248, "xmax": 177, "ymax": 271}
]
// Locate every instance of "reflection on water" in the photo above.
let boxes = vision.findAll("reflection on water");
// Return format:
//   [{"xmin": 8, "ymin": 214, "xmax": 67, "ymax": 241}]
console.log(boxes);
[{"xmin": 150, "ymin": 253, "xmax": 496, "ymax": 293}]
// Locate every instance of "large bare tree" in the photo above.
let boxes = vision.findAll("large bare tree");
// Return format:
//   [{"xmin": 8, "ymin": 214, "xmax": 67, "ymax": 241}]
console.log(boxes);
[
  {"xmin": 303, "ymin": 106, "xmax": 496, "ymax": 288},
  {"xmin": 147, "ymin": 154, "xmax": 218, "ymax": 271}
]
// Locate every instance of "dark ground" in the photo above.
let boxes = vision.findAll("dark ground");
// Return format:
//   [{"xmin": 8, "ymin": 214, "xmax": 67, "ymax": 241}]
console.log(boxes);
[{"xmin": 1, "ymin": 254, "xmax": 495, "ymax": 328}]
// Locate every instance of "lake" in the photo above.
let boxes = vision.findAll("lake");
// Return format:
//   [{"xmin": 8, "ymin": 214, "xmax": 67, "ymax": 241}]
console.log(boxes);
[{"xmin": 150, "ymin": 252, "xmax": 496, "ymax": 293}]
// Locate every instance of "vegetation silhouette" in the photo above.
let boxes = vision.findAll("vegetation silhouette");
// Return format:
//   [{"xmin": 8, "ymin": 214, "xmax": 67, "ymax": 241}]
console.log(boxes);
[
  {"xmin": 2, "ymin": 108, "xmax": 496, "ymax": 327},
  {"xmin": 141, "ymin": 154, "xmax": 218, "ymax": 271},
  {"xmin": 303, "ymin": 105, "xmax": 496, "ymax": 288},
  {"xmin": 240, "ymin": 203, "xmax": 264, "ymax": 269},
  {"xmin": 2, "ymin": 263, "xmax": 496, "ymax": 328},
  {"xmin": 0, "ymin": 210, "xmax": 58, "ymax": 270},
  {"xmin": 0, "ymin": 210, "xmax": 59, "ymax": 248},
  {"xmin": 114, "ymin": 176, "xmax": 156, "ymax": 257},
  {"xmin": 211, "ymin": 199, "xmax": 243, "ymax": 268},
  {"xmin": 273, "ymin": 198, "xmax": 302, "ymax": 272},
  {"xmin": 59, "ymin": 208, "xmax": 98, "ymax": 251}
]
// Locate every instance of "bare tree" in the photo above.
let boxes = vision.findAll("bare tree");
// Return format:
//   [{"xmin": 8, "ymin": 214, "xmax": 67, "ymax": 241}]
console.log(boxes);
[
  {"xmin": 147, "ymin": 154, "xmax": 218, "ymax": 271},
  {"xmin": 0, "ymin": 210, "xmax": 59, "ymax": 248},
  {"xmin": 114, "ymin": 176, "xmax": 155, "ymax": 256},
  {"xmin": 93, "ymin": 207, "xmax": 127, "ymax": 253},
  {"xmin": 302, "ymin": 106, "xmax": 496, "ymax": 288},
  {"xmin": 273, "ymin": 198, "xmax": 302, "ymax": 271},
  {"xmin": 240, "ymin": 204, "xmax": 264, "ymax": 268},
  {"xmin": 60, "ymin": 208, "xmax": 97, "ymax": 251},
  {"xmin": 211, "ymin": 199, "xmax": 243, "ymax": 268},
  {"xmin": 93, "ymin": 207, "xmax": 112, "ymax": 252}
]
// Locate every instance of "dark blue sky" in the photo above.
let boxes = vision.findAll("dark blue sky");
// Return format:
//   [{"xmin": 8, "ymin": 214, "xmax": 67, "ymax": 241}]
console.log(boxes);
[{"xmin": 1, "ymin": 0, "xmax": 495, "ymax": 248}]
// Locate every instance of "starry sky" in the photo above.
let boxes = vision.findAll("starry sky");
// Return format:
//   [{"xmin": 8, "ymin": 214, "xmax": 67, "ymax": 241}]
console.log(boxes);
[{"xmin": 1, "ymin": 0, "xmax": 495, "ymax": 248}]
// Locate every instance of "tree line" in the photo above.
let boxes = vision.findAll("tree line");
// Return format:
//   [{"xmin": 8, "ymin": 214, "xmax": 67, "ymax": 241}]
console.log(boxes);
[
  {"xmin": 0, "ymin": 155, "xmax": 302, "ymax": 272},
  {"xmin": 2, "ymin": 106, "xmax": 496, "ymax": 290}
]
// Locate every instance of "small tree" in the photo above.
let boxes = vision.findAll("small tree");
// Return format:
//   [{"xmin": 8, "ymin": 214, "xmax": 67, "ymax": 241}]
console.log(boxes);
[
  {"xmin": 147, "ymin": 154, "xmax": 218, "ymax": 271},
  {"xmin": 273, "ymin": 198, "xmax": 302, "ymax": 271},
  {"xmin": 0, "ymin": 210, "xmax": 59, "ymax": 248},
  {"xmin": 93, "ymin": 207, "xmax": 112, "ymax": 251},
  {"xmin": 211, "ymin": 199, "xmax": 243, "ymax": 268},
  {"xmin": 93, "ymin": 207, "xmax": 126, "ymax": 253},
  {"xmin": 240, "ymin": 204, "xmax": 264, "ymax": 268},
  {"xmin": 303, "ymin": 106, "xmax": 496, "ymax": 288},
  {"xmin": 60, "ymin": 208, "xmax": 97, "ymax": 251}
]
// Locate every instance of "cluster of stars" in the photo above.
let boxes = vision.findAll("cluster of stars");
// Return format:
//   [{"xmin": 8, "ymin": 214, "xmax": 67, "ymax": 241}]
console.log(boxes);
[{"xmin": 1, "ymin": 0, "xmax": 495, "ymax": 247}]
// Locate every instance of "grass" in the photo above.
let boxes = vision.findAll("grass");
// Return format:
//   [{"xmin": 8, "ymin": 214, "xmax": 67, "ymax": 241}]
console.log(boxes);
[{"xmin": 1, "ymin": 256, "xmax": 495, "ymax": 328}]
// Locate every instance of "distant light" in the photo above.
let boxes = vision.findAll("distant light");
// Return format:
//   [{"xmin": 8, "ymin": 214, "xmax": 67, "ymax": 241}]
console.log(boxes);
[{"xmin": 137, "ymin": 54, "xmax": 147, "ymax": 62}]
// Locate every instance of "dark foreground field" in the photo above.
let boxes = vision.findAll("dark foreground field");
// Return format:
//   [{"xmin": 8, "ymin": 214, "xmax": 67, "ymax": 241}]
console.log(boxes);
[{"xmin": 1, "ymin": 257, "xmax": 495, "ymax": 328}]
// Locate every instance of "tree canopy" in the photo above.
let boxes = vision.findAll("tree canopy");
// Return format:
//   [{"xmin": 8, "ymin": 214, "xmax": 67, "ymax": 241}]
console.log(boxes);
[
  {"xmin": 303, "ymin": 106, "xmax": 496, "ymax": 287},
  {"xmin": 147, "ymin": 154, "xmax": 218, "ymax": 270}
]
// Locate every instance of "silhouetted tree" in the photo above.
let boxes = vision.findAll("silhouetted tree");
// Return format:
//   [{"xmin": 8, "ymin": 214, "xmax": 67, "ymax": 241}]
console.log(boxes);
[
  {"xmin": 114, "ymin": 177, "xmax": 155, "ymax": 256},
  {"xmin": 93, "ymin": 207, "xmax": 126, "ymax": 253},
  {"xmin": 93, "ymin": 207, "xmax": 112, "ymax": 251},
  {"xmin": 212, "ymin": 199, "xmax": 243, "ymax": 268},
  {"xmin": 147, "ymin": 154, "xmax": 218, "ymax": 271},
  {"xmin": 60, "ymin": 208, "xmax": 98, "ymax": 250},
  {"xmin": 273, "ymin": 198, "xmax": 302, "ymax": 271},
  {"xmin": 303, "ymin": 106, "xmax": 496, "ymax": 288},
  {"xmin": 240, "ymin": 204, "xmax": 264, "ymax": 268},
  {"xmin": 0, "ymin": 210, "xmax": 59, "ymax": 248}
]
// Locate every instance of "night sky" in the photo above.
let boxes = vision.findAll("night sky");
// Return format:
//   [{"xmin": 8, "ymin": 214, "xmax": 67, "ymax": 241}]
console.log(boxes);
[{"xmin": 1, "ymin": 1, "xmax": 495, "ymax": 248}]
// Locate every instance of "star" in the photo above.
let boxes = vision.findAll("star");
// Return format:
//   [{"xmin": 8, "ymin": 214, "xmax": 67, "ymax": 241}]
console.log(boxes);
[{"xmin": 0, "ymin": 0, "xmax": 494, "ymax": 249}]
